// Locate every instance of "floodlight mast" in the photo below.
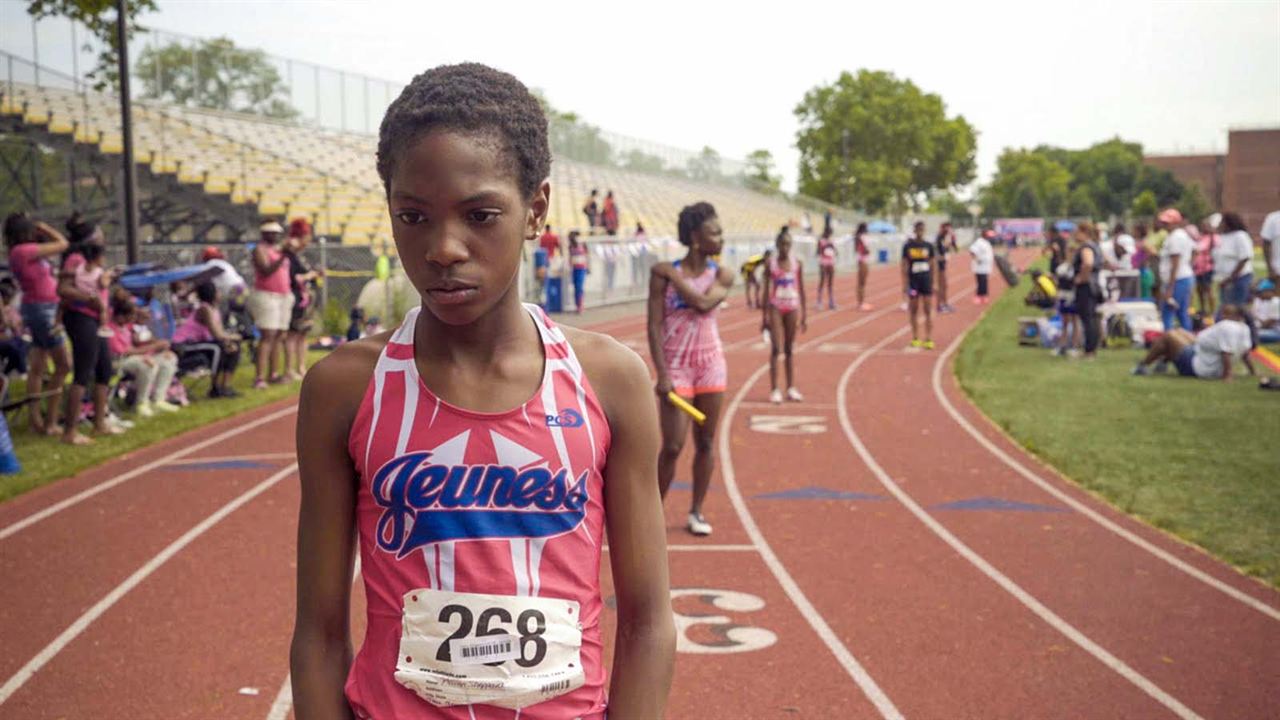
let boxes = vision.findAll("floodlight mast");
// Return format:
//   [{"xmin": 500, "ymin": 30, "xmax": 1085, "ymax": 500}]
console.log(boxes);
[{"xmin": 115, "ymin": 0, "xmax": 140, "ymax": 264}]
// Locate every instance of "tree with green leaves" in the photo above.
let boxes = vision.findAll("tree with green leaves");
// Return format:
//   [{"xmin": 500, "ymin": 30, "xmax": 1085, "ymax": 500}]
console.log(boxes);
[
  {"xmin": 687, "ymin": 146, "xmax": 722, "ymax": 183},
  {"xmin": 794, "ymin": 69, "xmax": 976, "ymax": 216},
  {"xmin": 135, "ymin": 37, "xmax": 297, "ymax": 119},
  {"xmin": 27, "ymin": 0, "xmax": 158, "ymax": 90},
  {"xmin": 1068, "ymin": 186, "xmax": 1098, "ymax": 219},
  {"xmin": 1131, "ymin": 189, "xmax": 1158, "ymax": 219},
  {"xmin": 745, "ymin": 149, "xmax": 781, "ymax": 192},
  {"xmin": 621, "ymin": 149, "xmax": 666, "ymax": 175},
  {"xmin": 981, "ymin": 148, "xmax": 1071, "ymax": 218},
  {"xmin": 1177, "ymin": 183, "xmax": 1211, "ymax": 224}
]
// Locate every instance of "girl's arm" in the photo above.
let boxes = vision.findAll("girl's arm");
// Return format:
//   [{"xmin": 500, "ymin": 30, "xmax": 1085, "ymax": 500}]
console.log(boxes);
[
  {"xmin": 254, "ymin": 245, "xmax": 288, "ymax": 274},
  {"xmin": 797, "ymin": 260, "xmax": 807, "ymax": 331},
  {"xmin": 658, "ymin": 264, "xmax": 731, "ymax": 314},
  {"xmin": 200, "ymin": 306, "xmax": 241, "ymax": 344},
  {"xmin": 761, "ymin": 267, "xmax": 773, "ymax": 329},
  {"xmin": 290, "ymin": 350, "xmax": 367, "ymax": 720},
  {"xmin": 33, "ymin": 222, "xmax": 71, "ymax": 257},
  {"xmin": 646, "ymin": 265, "xmax": 672, "ymax": 394},
  {"xmin": 579, "ymin": 335, "xmax": 674, "ymax": 718}
]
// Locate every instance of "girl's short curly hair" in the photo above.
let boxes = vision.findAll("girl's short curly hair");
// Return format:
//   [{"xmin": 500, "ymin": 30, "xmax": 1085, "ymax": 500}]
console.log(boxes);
[{"xmin": 376, "ymin": 63, "xmax": 551, "ymax": 200}]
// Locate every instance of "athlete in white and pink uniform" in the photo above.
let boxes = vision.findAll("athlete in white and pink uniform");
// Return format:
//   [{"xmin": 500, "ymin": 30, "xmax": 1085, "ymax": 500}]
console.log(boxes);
[
  {"xmin": 762, "ymin": 227, "xmax": 807, "ymax": 404},
  {"xmin": 647, "ymin": 202, "xmax": 734, "ymax": 537},
  {"xmin": 292, "ymin": 63, "xmax": 673, "ymax": 720},
  {"xmin": 345, "ymin": 305, "xmax": 608, "ymax": 719}
]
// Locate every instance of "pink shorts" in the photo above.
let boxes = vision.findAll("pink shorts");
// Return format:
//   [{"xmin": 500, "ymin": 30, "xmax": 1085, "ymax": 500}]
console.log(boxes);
[{"xmin": 668, "ymin": 360, "xmax": 727, "ymax": 398}]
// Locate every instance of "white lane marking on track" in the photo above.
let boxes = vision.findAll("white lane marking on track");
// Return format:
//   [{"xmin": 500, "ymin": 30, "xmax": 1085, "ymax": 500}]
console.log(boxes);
[
  {"xmin": 0, "ymin": 405, "xmax": 298, "ymax": 540},
  {"xmin": 266, "ymin": 556, "xmax": 362, "ymax": 720},
  {"xmin": 0, "ymin": 464, "xmax": 300, "ymax": 704},
  {"xmin": 173, "ymin": 452, "xmax": 299, "ymax": 465},
  {"xmin": 720, "ymin": 284, "xmax": 902, "ymax": 352},
  {"xmin": 717, "ymin": 300, "xmax": 910, "ymax": 720},
  {"xmin": 836, "ymin": 320, "xmax": 1204, "ymax": 720},
  {"xmin": 603, "ymin": 544, "xmax": 757, "ymax": 552},
  {"xmin": 930, "ymin": 335, "xmax": 1280, "ymax": 622}
]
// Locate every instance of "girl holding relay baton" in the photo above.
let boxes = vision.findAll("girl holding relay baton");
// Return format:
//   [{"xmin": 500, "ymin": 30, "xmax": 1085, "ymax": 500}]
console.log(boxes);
[{"xmin": 646, "ymin": 202, "xmax": 734, "ymax": 537}]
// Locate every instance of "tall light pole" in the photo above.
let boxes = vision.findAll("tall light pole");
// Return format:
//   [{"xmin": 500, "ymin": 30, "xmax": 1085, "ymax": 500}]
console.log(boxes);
[{"xmin": 114, "ymin": 0, "xmax": 140, "ymax": 264}]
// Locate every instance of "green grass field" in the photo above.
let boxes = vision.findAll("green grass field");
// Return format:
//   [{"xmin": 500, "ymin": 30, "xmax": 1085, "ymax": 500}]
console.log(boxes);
[
  {"xmin": 955, "ymin": 270, "xmax": 1280, "ymax": 588},
  {"xmin": 1, "ymin": 350, "xmax": 324, "ymax": 502}
]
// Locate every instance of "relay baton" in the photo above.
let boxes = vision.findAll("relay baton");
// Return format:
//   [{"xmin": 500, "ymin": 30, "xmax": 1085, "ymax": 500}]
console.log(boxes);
[{"xmin": 666, "ymin": 391, "xmax": 707, "ymax": 425}]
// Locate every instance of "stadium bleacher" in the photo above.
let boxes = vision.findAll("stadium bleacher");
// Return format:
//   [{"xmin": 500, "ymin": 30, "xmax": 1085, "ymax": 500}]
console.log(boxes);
[{"xmin": 2, "ymin": 81, "xmax": 839, "ymax": 247}]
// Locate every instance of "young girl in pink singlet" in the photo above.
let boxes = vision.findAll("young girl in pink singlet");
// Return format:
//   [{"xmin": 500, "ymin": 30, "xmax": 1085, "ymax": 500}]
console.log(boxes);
[
  {"xmin": 763, "ymin": 226, "xmax": 807, "ymax": 404},
  {"xmin": 815, "ymin": 226, "xmax": 837, "ymax": 310},
  {"xmin": 291, "ymin": 63, "xmax": 674, "ymax": 720},
  {"xmin": 646, "ymin": 202, "xmax": 734, "ymax": 537}
]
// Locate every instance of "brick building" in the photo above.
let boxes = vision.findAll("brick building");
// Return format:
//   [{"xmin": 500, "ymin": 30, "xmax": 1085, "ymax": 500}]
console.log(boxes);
[{"xmin": 1145, "ymin": 128, "xmax": 1280, "ymax": 232}]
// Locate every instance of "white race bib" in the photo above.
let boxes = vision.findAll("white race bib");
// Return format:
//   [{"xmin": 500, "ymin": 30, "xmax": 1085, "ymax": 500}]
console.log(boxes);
[
  {"xmin": 395, "ymin": 589, "xmax": 584, "ymax": 710},
  {"xmin": 911, "ymin": 261, "xmax": 930, "ymax": 274}
]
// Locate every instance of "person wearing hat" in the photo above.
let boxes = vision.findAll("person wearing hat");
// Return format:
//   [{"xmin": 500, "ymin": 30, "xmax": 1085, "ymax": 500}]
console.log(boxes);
[
  {"xmin": 199, "ymin": 245, "xmax": 247, "ymax": 301},
  {"xmin": 248, "ymin": 219, "xmax": 294, "ymax": 389},
  {"xmin": 283, "ymin": 217, "xmax": 322, "ymax": 381},
  {"xmin": 1156, "ymin": 208, "xmax": 1195, "ymax": 331}
]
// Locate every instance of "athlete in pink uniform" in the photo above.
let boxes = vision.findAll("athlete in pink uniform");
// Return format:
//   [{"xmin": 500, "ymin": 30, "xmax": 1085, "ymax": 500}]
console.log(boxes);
[
  {"xmin": 647, "ymin": 202, "xmax": 734, "ymax": 537},
  {"xmin": 763, "ymin": 227, "xmax": 807, "ymax": 404},
  {"xmin": 815, "ymin": 226, "xmax": 837, "ymax": 310},
  {"xmin": 291, "ymin": 63, "xmax": 674, "ymax": 720}
]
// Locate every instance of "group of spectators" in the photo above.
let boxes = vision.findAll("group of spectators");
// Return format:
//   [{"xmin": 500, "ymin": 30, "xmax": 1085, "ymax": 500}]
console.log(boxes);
[
  {"xmin": 582, "ymin": 188, "xmax": 621, "ymax": 235},
  {"xmin": 1035, "ymin": 205, "xmax": 1279, "ymax": 381},
  {"xmin": 532, "ymin": 220, "xmax": 649, "ymax": 313},
  {"xmin": 1, "ymin": 211, "xmax": 323, "ymax": 447}
]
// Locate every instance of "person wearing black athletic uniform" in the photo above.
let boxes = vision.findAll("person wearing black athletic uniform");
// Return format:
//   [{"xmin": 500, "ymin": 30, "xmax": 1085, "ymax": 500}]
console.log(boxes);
[
  {"xmin": 934, "ymin": 222, "xmax": 958, "ymax": 313},
  {"xmin": 902, "ymin": 221, "xmax": 936, "ymax": 349}
]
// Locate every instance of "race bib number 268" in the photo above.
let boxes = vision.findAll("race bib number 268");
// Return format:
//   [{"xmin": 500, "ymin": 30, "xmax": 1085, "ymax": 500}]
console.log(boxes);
[{"xmin": 395, "ymin": 589, "xmax": 585, "ymax": 710}]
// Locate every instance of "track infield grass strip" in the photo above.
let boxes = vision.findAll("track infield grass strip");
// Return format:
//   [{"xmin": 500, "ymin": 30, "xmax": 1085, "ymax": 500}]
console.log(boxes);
[{"xmin": 954, "ymin": 269, "xmax": 1280, "ymax": 589}]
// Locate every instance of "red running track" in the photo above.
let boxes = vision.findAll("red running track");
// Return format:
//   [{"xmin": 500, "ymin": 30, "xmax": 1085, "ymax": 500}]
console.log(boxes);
[{"xmin": 1, "ymin": 252, "xmax": 1276, "ymax": 719}]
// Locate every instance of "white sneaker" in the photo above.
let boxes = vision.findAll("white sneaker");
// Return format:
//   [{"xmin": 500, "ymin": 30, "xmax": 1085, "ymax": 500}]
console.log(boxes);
[
  {"xmin": 153, "ymin": 400, "xmax": 181, "ymax": 413},
  {"xmin": 687, "ymin": 513, "xmax": 712, "ymax": 536},
  {"xmin": 786, "ymin": 387, "xmax": 804, "ymax": 402},
  {"xmin": 136, "ymin": 402, "xmax": 154, "ymax": 418},
  {"xmin": 769, "ymin": 389, "xmax": 783, "ymax": 404}
]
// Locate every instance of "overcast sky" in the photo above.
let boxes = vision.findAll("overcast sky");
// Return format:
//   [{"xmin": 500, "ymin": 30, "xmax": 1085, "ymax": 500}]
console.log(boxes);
[{"xmin": 3, "ymin": 0, "xmax": 1277, "ymax": 195}]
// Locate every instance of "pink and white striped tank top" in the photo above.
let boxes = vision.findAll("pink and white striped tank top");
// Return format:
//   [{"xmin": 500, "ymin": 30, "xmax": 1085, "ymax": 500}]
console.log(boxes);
[
  {"xmin": 661, "ymin": 259, "xmax": 723, "ymax": 369},
  {"xmin": 345, "ymin": 303, "xmax": 610, "ymax": 720}
]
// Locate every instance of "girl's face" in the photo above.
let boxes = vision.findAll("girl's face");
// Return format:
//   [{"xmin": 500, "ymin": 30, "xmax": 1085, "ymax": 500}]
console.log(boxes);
[
  {"xmin": 776, "ymin": 234, "xmax": 792, "ymax": 257},
  {"xmin": 389, "ymin": 130, "xmax": 548, "ymax": 326},
  {"xmin": 693, "ymin": 217, "xmax": 724, "ymax": 257}
]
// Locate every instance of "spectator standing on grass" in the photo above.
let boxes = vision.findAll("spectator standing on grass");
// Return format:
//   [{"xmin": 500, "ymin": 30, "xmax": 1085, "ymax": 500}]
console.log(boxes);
[
  {"xmin": 199, "ymin": 246, "xmax": 246, "ymax": 301},
  {"xmin": 1132, "ymin": 223, "xmax": 1154, "ymax": 299},
  {"xmin": 1071, "ymin": 222, "xmax": 1103, "ymax": 359},
  {"xmin": 602, "ymin": 190, "xmax": 620, "ymax": 236},
  {"xmin": 969, "ymin": 229, "xmax": 995, "ymax": 305},
  {"xmin": 58, "ymin": 216, "xmax": 122, "ymax": 444},
  {"xmin": 284, "ymin": 218, "xmax": 322, "ymax": 381},
  {"xmin": 1132, "ymin": 304, "xmax": 1256, "ymax": 380},
  {"xmin": 1261, "ymin": 209, "xmax": 1280, "ymax": 282},
  {"xmin": 1157, "ymin": 208, "xmax": 1195, "ymax": 331},
  {"xmin": 1214, "ymin": 212, "xmax": 1255, "ymax": 313},
  {"xmin": 107, "ymin": 294, "xmax": 180, "ymax": 417},
  {"xmin": 173, "ymin": 281, "xmax": 242, "ymax": 399},
  {"xmin": 249, "ymin": 220, "xmax": 293, "ymax": 389},
  {"xmin": 1193, "ymin": 219, "xmax": 1219, "ymax": 317},
  {"xmin": 4, "ymin": 212, "xmax": 71, "ymax": 435}
]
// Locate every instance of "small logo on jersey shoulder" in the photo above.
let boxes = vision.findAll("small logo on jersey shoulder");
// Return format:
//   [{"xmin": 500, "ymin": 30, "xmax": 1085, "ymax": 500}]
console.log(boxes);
[
  {"xmin": 371, "ymin": 451, "xmax": 590, "ymax": 558},
  {"xmin": 545, "ymin": 409, "xmax": 584, "ymax": 428}
]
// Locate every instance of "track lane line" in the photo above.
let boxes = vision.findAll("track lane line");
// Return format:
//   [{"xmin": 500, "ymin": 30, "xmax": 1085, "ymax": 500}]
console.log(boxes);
[
  {"xmin": 0, "ymin": 404, "xmax": 298, "ymax": 540},
  {"xmin": 0, "ymin": 463, "xmax": 300, "ymax": 705},
  {"xmin": 715, "ymin": 298, "xmax": 922, "ymax": 720},
  {"xmin": 930, "ymin": 333, "xmax": 1280, "ymax": 622},
  {"xmin": 835, "ymin": 309, "xmax": 1204, "ymax": 720}
]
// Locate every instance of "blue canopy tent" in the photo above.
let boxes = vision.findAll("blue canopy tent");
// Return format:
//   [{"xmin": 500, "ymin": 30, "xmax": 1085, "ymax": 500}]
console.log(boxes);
[
  {"xmin": 1053, "ymin": 220, "xmax": 1077, "ymax": 232},
  {"xmin": 117, "ymin": 263, "xmax": 221, "ymax": 294},
  {"xmin": 867, "ymin": 220, "xmax": 896, "ymax": 233}
]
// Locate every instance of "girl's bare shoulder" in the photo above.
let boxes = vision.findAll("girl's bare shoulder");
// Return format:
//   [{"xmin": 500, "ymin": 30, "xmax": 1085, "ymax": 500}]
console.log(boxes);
[
  {"xmin": 300, "ymin": 330, "xmax": 394, "ymax": 419},
  {"xmin": 560, "ymin": 326, "xmax": 651, "ymax": 420}
]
